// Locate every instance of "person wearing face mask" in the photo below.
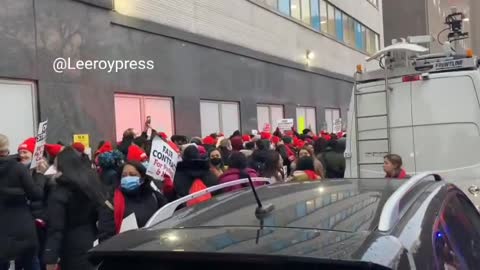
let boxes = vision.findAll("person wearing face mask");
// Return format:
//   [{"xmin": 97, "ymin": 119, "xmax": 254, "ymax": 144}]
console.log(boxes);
[
  {"xmin": 0, "ymin": 134, "xmax": 45, "ymax": 270},
  {"xmin": 209, "ymin": 149, "xmax": 227, "ymax": 178},
  {"xmin": 98, "ymin": 161, "xmax": 167, "ymax": 242}
]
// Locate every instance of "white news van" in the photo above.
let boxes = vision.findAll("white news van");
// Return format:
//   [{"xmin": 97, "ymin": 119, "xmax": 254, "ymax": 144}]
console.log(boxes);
[{"xmin": 344, "ymin": 39, "xmax": 480, "ymax": 207}]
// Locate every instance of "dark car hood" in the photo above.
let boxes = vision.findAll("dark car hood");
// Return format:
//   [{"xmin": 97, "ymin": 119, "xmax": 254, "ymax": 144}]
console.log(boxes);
[{"xmin": 90, "ymin": 226, "xmax": 408, "ymax": 268}]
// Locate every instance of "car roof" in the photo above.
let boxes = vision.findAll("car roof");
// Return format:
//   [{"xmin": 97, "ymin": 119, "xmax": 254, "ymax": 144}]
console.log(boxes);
[{"xmin": 151, "ymin": 179, "xmax": 404, "ymax": 233}]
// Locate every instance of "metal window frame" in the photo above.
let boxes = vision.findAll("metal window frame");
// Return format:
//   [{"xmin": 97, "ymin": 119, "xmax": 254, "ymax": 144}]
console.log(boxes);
[
  {"xmin": 145, "ymin": 177, "xmax": 273, "ymax": 227},
  {"xmin": 378, "ymin": 172, "xmax": 442, "ymax": 231},
  {"xmin": 257, "ymin": 104, "xmax": 285, "ymax": 130},
  {"xmin": 324, "ymin": 107, "xmax": 341, "ymax": 132}
]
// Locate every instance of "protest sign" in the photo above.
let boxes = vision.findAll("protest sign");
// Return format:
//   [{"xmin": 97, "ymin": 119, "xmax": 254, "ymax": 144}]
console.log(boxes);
[
  {"xmin": 297, "ymin": 117, "xmax": 305, "ymax": 133},
  {"xmin": 333, "ymin": 118, "xmax": 342, "ymax": 133},
  {"xmin": 262, "ymin": 123, "xmax": 271, "ymax": 133},
  {"xmin": 277, "ymin": 118, "xmax": 294, "ymax": 133},
  {"xmin": 147, "ymin": 136, "xmax": 179, "ymax": 180},
  {"xmin": 31, "ymin": 120, "xmax": 48, "ymax": 169},
  {"xmin": 73, "ymin": 134, "xmax": 90, "ymax": 148}
]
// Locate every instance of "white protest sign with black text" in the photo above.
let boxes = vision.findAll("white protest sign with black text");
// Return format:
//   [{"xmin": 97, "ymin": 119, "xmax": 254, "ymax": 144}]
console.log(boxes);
[
  {"xmin": 31, "ymin": 120, "xmax": 48, "ymax": 169},
  {"xmin": 146, "ymin": 137, "xmax": 179, "ymax": 180},
  {"xmin": 277, "ymin": 119, "xmax": 294, "ymax": 133}
]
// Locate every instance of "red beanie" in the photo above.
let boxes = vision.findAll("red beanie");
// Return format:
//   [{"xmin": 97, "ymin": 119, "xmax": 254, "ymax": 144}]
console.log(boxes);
[
  {"xmin": 96, "ymin": 141, "xmax": 113, "ymax": 155},
  {"xmin": 127, "ymin": 145, "xmax": 148, "ymax": 162},
  {"xmin": 158, "ymin": 132, "xmax": 168, "ymax": 140},
  {"xmin": 260, "ymin": 132, "xmax": 271, "ymax": 140},
  {"xmin": 45, "ymin": 144, "xmax": 63, "ymax": 158},
  {"xmin": 18, "ymin": 137, "xmax": 36, "ymax": 154},
  {"xmin": 167, "ymin": 141, "xmax": 180, "ymax": 154},
  {"xmin": 197, "ymin": 145, "xmax": 207, "ymax": 156},
  {"xmin": 231, "ymin": 136, "xmax": 244, "ymax": 151},
  {"xmin": 203, "ymin": 136, "xmax": 216, "ymax": 146},
  {"xmin": 271, "ymin": 136, "xmax": 281, "ymax": 145},
  {"xmin": 242, "ymin": 135, "xmax": 251, "ymax": 143},
  {"xmin": 72, "ymin": 142, "xmax": 85, "ymax": 153}
]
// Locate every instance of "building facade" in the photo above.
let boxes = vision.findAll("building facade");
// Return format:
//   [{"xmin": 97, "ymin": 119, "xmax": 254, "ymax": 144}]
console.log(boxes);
[
  {"xmin": 383, "ymin": 0, "xmax": 479, "ymax": 54},
  {"xmin": 0, "ymin": 0, "xmax": 383, "ymax": 150}
]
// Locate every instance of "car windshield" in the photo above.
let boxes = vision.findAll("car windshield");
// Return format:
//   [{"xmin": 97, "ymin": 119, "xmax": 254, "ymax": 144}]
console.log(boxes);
[{"xmin": 151, "ymin": 179, "xmax": 402, "ymax": 232}]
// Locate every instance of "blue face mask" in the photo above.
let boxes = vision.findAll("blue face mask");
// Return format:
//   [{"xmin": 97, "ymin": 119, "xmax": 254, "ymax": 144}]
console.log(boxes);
[
  {"xmin": 121, "ymin": 176, "xmax": 142, "ymax": 192},
  {"xmin": 142, "ymin": 161, "xmax": 149, "ymax": 169}
]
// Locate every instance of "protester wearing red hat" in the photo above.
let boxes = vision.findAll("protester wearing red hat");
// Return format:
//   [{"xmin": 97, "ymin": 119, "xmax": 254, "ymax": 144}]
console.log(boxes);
[
  {"xmin": 242, "ymin": 134, "xmax": 251, "ymax": 143},
  {"xmin": 18, "ymin": 137, "xmax": 36, "ymax": 165},
  {"xmin": 260, "ymin": 132, "xmax": 272, "ymax": 140},
  {"xmin": 203, "ymin": 136, "xmax": 216, "ymax": 146},
  {"xmin": 45, "ymin": 144, "xmax": 63, "ymax": 159},
  {"xmin": 127, "ymin": 144, "xmax": 148, "ymax": 163},
  {"xmin": 72, "ymin": 142, "xmax": 85, "ymax": 153}
]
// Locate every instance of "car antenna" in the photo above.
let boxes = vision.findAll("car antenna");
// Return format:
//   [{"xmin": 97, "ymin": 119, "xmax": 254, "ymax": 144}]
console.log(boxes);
[{"xmin": 246, "ymin": 173, "xmax": 274, "ymax": 219}]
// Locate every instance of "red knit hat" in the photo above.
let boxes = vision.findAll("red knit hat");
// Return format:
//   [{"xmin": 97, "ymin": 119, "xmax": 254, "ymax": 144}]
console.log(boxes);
[
  {"xmin": 127, "ymin": 145, "xmax": 148, "ymax": 162},
  {"xmin": 260, "ymin": 132, "xmax": 271, "ymax": 140},
  {"xmin": 18, "ymin": 137, "xmax": 36, "ymax": 154},
  {"xmin": 167, "ymin": 141, "xmax": 180, "ymax": 154},
  {"xmin": 96, "ymin": 141, "xmax": 113, "ymax": 155},
  {"xmin": 72, "ymin": 142, "xmax": 85, "ymax": 153},
  {"xmin": 271, "ymin": 136, "xmax": 281, "ymax": 145},
  {"xmin": 242, "ymin": 135, "xmax": 251, "ymax": 143},
  {"xmin": 203, "ymin": 136, "xmax": 216, "ymax": 146},
  {"xmin": 197, "ymin": 145, "xmax": 207, "ymax": 156},
  {"xmin": 45, "ymin": 144, "xmax": 63, "ymax": 158},
  {"xmin": 158, "ymin": 132, "xmax": 168, "ymax": 140}
]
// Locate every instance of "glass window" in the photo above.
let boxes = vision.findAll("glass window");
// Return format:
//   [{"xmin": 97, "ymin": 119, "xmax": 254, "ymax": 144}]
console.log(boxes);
[
  {"xmin": 310, "ymin": 0, "xmax": 320, "ymax": 30},
  {"xmin": 278, "ymin": 0, "xmax": 290, "ymax": 15},
  {"xmin": 324, "ymin": 108, "xmax": 340, "ymax": 133},
  {"xmin": 200, "ymin": 101, "xmax": 240, "ymax": 137},
  {"xmin": 296, "ymin": 107, "xmax": 316, "ymax": 133},
  {"xmin": 375, "ymin": 33, "xmax": 380, "ymax": 51},
  {"xmin": 327, "ymin": 3, "xmax": 335, "ymax": 36},
  {"xmin": 366, "ymin": 28, "xmax": 377, "ymax": 54},
  {"xmin": 355, "ymin": 22, "xmax": 366, "ymax": 51},
  {"xmin": 291, "ymin": 0, "xmax": 301, "ymax": 19},
  {"xmin": 344, "ymin": 15, "xmax": 355, "ymax": 47},
  {"xmin": 319, "ymin": 0, "xmax": 327, "ymax": 33},
  {"xmin": 115, "ymin": 94, "xmax": 175, "ymax": 142},
  {"xmin": 300, "ymin": 0, "xmax": 310, "ymax": 25},
  {"xmin": 335, "ymin": 8, "xmax": 343, "ymax": 41},
  {"xmin": 257, "ymin": 104, "xmax": 284, "ymax": 131}
]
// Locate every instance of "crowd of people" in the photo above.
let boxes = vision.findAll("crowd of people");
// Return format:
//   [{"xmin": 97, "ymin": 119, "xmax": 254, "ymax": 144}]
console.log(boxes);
[{"xmin": 0, "ymin": 123, "xmax": 409, "ymax": 270}]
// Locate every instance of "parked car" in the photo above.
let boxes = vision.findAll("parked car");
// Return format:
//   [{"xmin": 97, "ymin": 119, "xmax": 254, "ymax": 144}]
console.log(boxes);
[{"xmin": 89, "ymin": 174, "xmax": 480, "ymax": 269}]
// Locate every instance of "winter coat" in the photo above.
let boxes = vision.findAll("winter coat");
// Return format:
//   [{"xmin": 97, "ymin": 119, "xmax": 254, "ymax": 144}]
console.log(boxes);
[
  {"xmin": 29, "ymin": 172, "xmax": 51, "ymax": 222},
  {"xmin": 43, "ymin": 178, "xmax": 98, "ymax": 270},
  {"xmin": 173, "ymin": 159, "xmax": 218, "ymax": 199},
  {"xmin": 218, "ymin": 168, "xmax": 259, "ymax": 192},
  {"xmin": 321, "ymin": 139, "xmax": 346, "ymax": 179},
  {"xmin": 386, "ymin": 168, "xmax": 410, "ymax": 179},
  {"xmin": 100, "ymin": 168, "xmax": 119, "ymax": 195},
  {"xmin": 290, "ymin": 170, "xmax": 321, "ymax": 182},
  {"xmin": 98, "ymin": 181, "xmax": 167, "ymax": 242},
  {"xmin": 0, "ymin": 158, "xmax": 44, "ymax": 260}
]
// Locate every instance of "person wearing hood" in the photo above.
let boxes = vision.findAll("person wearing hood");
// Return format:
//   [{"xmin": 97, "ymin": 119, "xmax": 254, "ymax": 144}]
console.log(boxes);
[
  {"xmin": 219, "ymin": 152, "xmax": 260, "ymax": 193},
  {"xmin": 321, "ymin": 138, "xmax": 346, "ymax": 178},
  {"xmin": 290, "ymin": 157, "xmax": 322, "ymax": 182},
  {"xmin": 98, "ymin": 161, "xmax": 167, "ymax": 242},
  {"xmin": 173, "ymin": 145, "xmax": 218, "ymax": 200},
  {"xmin": 0, "ymin": 134, "xmax": 45, "ymax": 270},
  {"xmin": 230, "ymin": 136, "xmax": 243, "ymax": 152},
  {"xmin": 384, "ymin": 154, "xmax": 409, "ymax": 179},
  {"xmin": 96, "ymin": 143, "xmax": 124, "ymax": 195},
  {"xmin": 43, "ymin": 147, "xmax": 106, "ymax": 270}
]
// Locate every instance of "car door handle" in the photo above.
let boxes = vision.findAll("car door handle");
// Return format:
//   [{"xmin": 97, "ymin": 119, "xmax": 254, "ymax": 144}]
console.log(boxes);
[{"xmin": 468, "ymin": 185, "xmax": 480, "ymax": 196}]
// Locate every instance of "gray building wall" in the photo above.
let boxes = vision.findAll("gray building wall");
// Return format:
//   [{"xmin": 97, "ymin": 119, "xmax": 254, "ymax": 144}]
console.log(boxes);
[
  {"xmin": 0, "ymin": 0, "xmax": 352, "ymax": 146},
  {"xmin": 382, "ymin": 0, "xmax": 428, "ymax": 46}
]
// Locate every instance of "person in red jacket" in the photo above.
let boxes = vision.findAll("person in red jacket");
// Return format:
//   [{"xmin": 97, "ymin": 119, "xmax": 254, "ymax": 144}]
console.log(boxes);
[{"xmin": 384, "ymin": 154, "xmax": 409, "ymax": 179}]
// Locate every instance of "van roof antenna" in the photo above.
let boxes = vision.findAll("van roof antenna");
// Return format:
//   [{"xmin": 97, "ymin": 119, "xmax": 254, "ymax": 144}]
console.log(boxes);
[{"xmin": 246, "ymin": 173, "xmax": 274, "ymax": 219}]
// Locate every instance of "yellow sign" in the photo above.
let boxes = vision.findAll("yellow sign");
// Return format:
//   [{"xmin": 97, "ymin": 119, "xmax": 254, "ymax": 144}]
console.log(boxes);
[
  {"xmin": 297, "ymin": 117, "xmax": 305, "ymax": 133},
  {"xmin": 73, "ymin": 134, "xmax": 90, "ymax": 149}
]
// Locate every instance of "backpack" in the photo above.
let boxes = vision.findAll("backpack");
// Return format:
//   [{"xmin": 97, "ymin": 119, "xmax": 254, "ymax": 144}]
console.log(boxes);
[{"xmin": 186, "ymin": 178, "xmax": 211, "ymax": 207}]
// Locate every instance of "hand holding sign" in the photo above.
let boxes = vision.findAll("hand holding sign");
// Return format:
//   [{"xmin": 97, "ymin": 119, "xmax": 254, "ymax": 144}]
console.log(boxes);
[{"xmin": 31, "ymin": 120, "xmax": 48, "ymax": 169}]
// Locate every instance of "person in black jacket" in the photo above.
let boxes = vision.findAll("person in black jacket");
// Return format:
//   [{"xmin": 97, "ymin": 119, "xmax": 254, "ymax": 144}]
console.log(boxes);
[
  {"xmin": 174, "ymin": 145, "xmax": 218, "ymax": 199},
  {"xmin": 321, "ymin": 138, "xmax": 346, "ymax": 179},
  {"xmin": 43, "ymin": 147, "xmax": 106, "ymax": 270},
  {"xmin": 97, "ymin": 161, "xmax": 167, "ymax": 242},
  {"xmin": 0, "ymin": 134, "xmax": 45, "ymax": 270}
]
